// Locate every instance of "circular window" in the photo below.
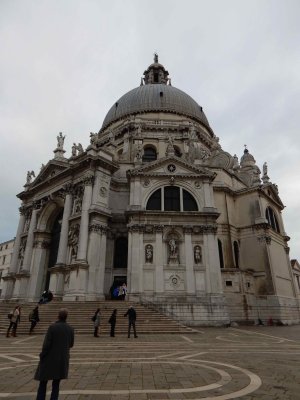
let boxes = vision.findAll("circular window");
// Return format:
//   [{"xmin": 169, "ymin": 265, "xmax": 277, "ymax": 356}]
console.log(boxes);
[{"xmin": 167, "ymin": 164, "xmax": 176, "ymax": 173}]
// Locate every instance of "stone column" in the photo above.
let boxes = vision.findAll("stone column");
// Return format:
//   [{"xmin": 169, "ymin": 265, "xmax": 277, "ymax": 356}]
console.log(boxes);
[
  {"xmin": 21, "ymin": 207, "xmax": 38, "ymax": 272},
  {"xmin": 154, "ymin": 225, "xmax": 164, "ymax": 294},
  {"xmin": 87, "ymin": 223, "xmax": 108, "ymax": 300},
  {"xmin": 203, "ymin": 227, "xmax": 223, "ymax": 293},
  {"xmin": 56, "ymin": 185, "xmax": 73, "ymax": 265},
  {"xmin": 9, "ymin": 206, "xmax": 26, "ymax": 274},
  {"xmin": 76, "ymin": 176, "xmax": 94, "ymax": 263},
  {"xmin": 183, "ymin": 226, "xmax": 196, "ymax": 294},
  {"xmin": 27, "ymin": 237, "xmax": 51, "ymax": 301},
  {"xmin": 128, "ymin": 225, "xmax": 141, "ymax": 299}
]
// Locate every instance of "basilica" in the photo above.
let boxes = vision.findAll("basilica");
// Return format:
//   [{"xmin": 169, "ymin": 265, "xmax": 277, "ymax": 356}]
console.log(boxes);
[{"xmin": 2, "ymin": 56, "xmax": 299, "ymax": 325}]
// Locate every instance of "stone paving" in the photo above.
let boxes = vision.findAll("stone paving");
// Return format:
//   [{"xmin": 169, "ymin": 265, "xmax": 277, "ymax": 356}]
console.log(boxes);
[{"xmin": 0, "ymin": 325, "xmax": 300, "ymax": 399}]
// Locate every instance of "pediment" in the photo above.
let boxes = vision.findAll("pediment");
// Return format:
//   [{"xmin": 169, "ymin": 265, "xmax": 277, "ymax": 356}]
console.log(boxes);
[
  {"xmin": 127, "ymin": 156, "xmax": 216, "ymax": 179},
  {"xmin": 31, "ymin": 160, "xmax": 70, "ymax": 187},
  {"xmin": 262, "ymin": 183, "xmax": 284, "ymax": 207}
]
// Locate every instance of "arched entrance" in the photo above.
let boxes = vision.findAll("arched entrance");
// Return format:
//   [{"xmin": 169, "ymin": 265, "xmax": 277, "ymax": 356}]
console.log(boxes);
[{"xmin": 44, "ymin": 210, "xmax": 63, "ymax": 290}]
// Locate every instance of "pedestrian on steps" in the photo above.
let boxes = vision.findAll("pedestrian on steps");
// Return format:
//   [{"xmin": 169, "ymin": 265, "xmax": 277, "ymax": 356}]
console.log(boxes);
[
  {"xmin": 92, "ymin": 308, "xmax": 101, "ymax": 337},
  {"xmin": 29, "ymin": 306, "xmax": 40, "ymax": 334},
  {"xmin": 124, "ymin": 306, "xmax": 138, "ymax": 338},
  {"xmin": 109, "ymin": 309, "xmax": 117, "ymax": 337},
  {"xmin": 6, "ymin": 305, "xmax": 21, "ymax": 337}
]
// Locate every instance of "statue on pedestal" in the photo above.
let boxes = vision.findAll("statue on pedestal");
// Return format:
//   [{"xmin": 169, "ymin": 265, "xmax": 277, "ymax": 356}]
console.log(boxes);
[
  {"xmin": 168, "ymin": 239, "xmax": 179, "ymax": 263},
  {"xmin": 26, "ymin": 171, "xmax": 35, "ymax": 185},
  {"xmin": 145, "ymin": 244, "xmax": 153, "ymax": 263},
  {"xmin": 57, "ymin": 132, "xmax": 65, "ymax": 149}
]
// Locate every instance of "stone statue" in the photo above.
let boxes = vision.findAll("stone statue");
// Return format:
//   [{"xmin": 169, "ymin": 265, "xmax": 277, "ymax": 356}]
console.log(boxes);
[
  {"xmin": 108, "ymin": 130, "xmax": 115, "ymax": 143},
  {"xmin": 26, "ymin": 170, "xmax": 35, "ymax": 184},
  {"xmin": 168, "ymin": 238, "xmax": 179, "ymax": 263},
  {"xmin": 72, "ymin": 143, "xmax": 77, "ymax": 157},
  {"xmin": 135, "ymin": 143, "xmax": 143, "ymax": 161},
  {"xmin": 145, "ymin": 244, "xmax": 153, "ymax": 263},
  {"xmin": 194, "ymin": 245, "xmax": 202, "ymax": 264},
  {"xmin": 77, "ymin": 143, "xmax": 84, "ymax": 154},
  {"xmin": 189, "ymin": 123, "xmax": 197, "ymax": 139},
  {"xmin": 169, "ymin": 239, "xmax": 177, "ymax": 256},
  {"xmin": 263, "ymin": 162, "xmax": 268, "ymax": 176},
  {"xmin": 68, "ymin": 224, "xmax": 79, "ymax": 261},
  {"xmin": 18, "ymin": 239, "xmax": 26, "ymax": 266},
  {"xmin": 233, "ymin": 154, "xmax": 239, "ymax": 169},
  {"xmin": 90, "ymin": 132, "xmax": 97, "ymax": 145},
  {"xmin": 166, "ymin": 136, "xmax": 175, "ymax": 157},
  {"xmin": 57, "ymin": 132, "xmax": 65, "ymax": 149}
]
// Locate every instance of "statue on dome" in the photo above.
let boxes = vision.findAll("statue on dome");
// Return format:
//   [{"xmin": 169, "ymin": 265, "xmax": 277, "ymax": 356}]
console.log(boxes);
[
  {"xmin": 77, "ymin": 143, "xmax": 84, "ymax": 154},
  {"xmin": 263, "ymin": 162, "xmax": 268, "ymax": 176},
  {"xmin": 154, "ymin": 52, "xmax": 158, "ymax": 63},
  {"xmin": 72, "ymin": 143, "xmax": 77, "ymax": 157},
  {"xmin": 56, "ymin": 132, "xmax": 65, "ymax": 149}
]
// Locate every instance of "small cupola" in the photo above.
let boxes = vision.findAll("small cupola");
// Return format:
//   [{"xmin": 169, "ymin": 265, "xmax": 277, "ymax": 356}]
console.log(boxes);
[{"xmin": 142, "ymin": 53, "xmax": 170, "ymax": 85}]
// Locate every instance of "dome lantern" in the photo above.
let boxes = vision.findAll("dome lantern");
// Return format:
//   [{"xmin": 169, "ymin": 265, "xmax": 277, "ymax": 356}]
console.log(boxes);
[{"xmin": 143, "ymin": 53, "xmax": 170, "ymax": 85}]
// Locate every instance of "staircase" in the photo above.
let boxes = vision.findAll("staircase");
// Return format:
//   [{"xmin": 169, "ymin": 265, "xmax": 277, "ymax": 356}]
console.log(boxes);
[{"xmin": 0, "ymin": 300, "xmax": 193, "ymax": 335}]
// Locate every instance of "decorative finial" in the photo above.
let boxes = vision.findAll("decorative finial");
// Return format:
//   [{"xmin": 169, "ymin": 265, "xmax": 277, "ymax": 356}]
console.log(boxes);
[{"xmin": 154, "ymin": 52, "xmax": 158, "ymax": 63}]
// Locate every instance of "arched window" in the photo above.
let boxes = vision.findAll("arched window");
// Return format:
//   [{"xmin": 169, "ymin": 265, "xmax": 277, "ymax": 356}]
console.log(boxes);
[
  {"xmin": 146, "ymin": 186, "xmax": 198, "ymax": 211},
  {"xmin": 114, "ymin": 237, "xmax": 128, "ymax": 269},
  {"xmin": 233, "ymin": 241, "xmax": 239, "ymax": 268},
  {"xmin": 142, "ymin": 146, "xmax": 157, "ymax": 162},
  {"xmin": 265, "ymin": 207, "xmax": 280, "ymax": 233},
  {"xmin": 218, "ymin": 239, "xmax": 224, "ymax": 269}
]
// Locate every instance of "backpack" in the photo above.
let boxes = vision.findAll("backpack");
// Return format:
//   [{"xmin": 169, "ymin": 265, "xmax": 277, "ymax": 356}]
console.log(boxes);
[
  {"xmin": 91, "ymin": 315, "xmax": 96, "ymax": 322},
  {"xmin": 7, "ymin": 312, "xmax": 13, "ymax": 319}
]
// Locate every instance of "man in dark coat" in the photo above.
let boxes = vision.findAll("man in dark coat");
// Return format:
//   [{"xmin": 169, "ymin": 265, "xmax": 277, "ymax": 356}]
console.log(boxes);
[
  {"xmin": 34, "ymin": 308, "xmax": 74, "ymax": 400},
  {"xmin": 124, "ymin": 306, "xmax": 138, "ymax": 338}
]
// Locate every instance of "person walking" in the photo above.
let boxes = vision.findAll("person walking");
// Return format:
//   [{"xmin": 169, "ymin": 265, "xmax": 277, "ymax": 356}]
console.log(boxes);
[
  {"xmin": 92, "ymin": 308, "xmax": 101, "ymax": 337},
  {"xmin": 34, "ymin": 308, "xmax": 74, "ymax": 400},
  {"xmin": 124, "ymin": 306, "xmax": 137, "ymax": 338},
  {"xmin": 109, "ymin": 309, "xmax": 117, "ymax": 337},
  {"xmin": 29, "ymin": 306, "xmax": 40, "ymax": 334},
  {"xmin": 6, "ymin": 305, "xmax": 21, "ymax": 337}
]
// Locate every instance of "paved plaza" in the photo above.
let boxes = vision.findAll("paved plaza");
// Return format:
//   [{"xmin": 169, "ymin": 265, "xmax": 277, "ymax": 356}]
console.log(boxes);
[{"xmin": 0, "ymin": 325, "xmax": 300, "ymax": 399}]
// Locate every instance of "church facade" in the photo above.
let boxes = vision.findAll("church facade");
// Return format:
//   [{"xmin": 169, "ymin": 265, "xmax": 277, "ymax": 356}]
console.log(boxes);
[{"xmin": 2, "ymin": 57, "xmax": 299, "ymax": 325}]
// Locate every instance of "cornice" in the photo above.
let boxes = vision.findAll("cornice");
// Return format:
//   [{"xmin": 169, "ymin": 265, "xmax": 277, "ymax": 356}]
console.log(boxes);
[{"xmin": 127, "ymin": 223, "xmax": 218, "ymax": 234}]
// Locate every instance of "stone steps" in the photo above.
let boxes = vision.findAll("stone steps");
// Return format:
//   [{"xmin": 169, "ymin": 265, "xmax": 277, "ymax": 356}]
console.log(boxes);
[{"xmin": 0, "ymin": 301, "xmax": 193, "ymax": 335}]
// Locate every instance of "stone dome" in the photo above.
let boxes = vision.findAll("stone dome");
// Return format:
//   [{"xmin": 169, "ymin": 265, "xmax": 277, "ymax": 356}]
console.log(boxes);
[
  {"xmin": 101, "ymin": 84, "xmax": 211, "ymax": 132},
  {"xmin": 100, "ymin": 56, "xmax": 212, "ymax": 134}
]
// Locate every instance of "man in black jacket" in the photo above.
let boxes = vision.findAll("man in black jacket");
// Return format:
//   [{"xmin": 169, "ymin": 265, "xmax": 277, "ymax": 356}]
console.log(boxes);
[
  {"xmin": 34, "ymin": 308, "xmax": 74, "ymax": 400},
  {"xmin": 124, "ymin": 306, "xmax": 138, "ymax": 338}
]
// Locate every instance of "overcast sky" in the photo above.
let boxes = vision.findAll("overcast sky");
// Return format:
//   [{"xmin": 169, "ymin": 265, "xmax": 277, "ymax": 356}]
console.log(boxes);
[{"xmin": 1, "ymin": 0, "xmax": 299, "ymax": 260}]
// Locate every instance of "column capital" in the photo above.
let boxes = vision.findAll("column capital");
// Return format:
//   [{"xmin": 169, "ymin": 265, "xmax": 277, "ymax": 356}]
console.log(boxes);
[
  {"xmin": 183, "ymin": 225, "xmax": 193, "ymax": 234},
  {"xmin": 33, "ymin": 239, "xmax": 51, "ymax": 249},
  {"xmin": 82, "ymin": 175, "xmax": 94, "ymax": 186},
  {"xmin": 89, "ymin": 223, "xmax": 108, "ymax": 235},
  {"xmin": 19, "ymin": 205, "xmax": 27, "ymax": 216},
  {"xmin": 63, "ymin": 182, "xmax": 74, "ymax": 195},
  {"xmin": 154, "ymin": 224, "xmax": 164, "ymax": 233}
]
